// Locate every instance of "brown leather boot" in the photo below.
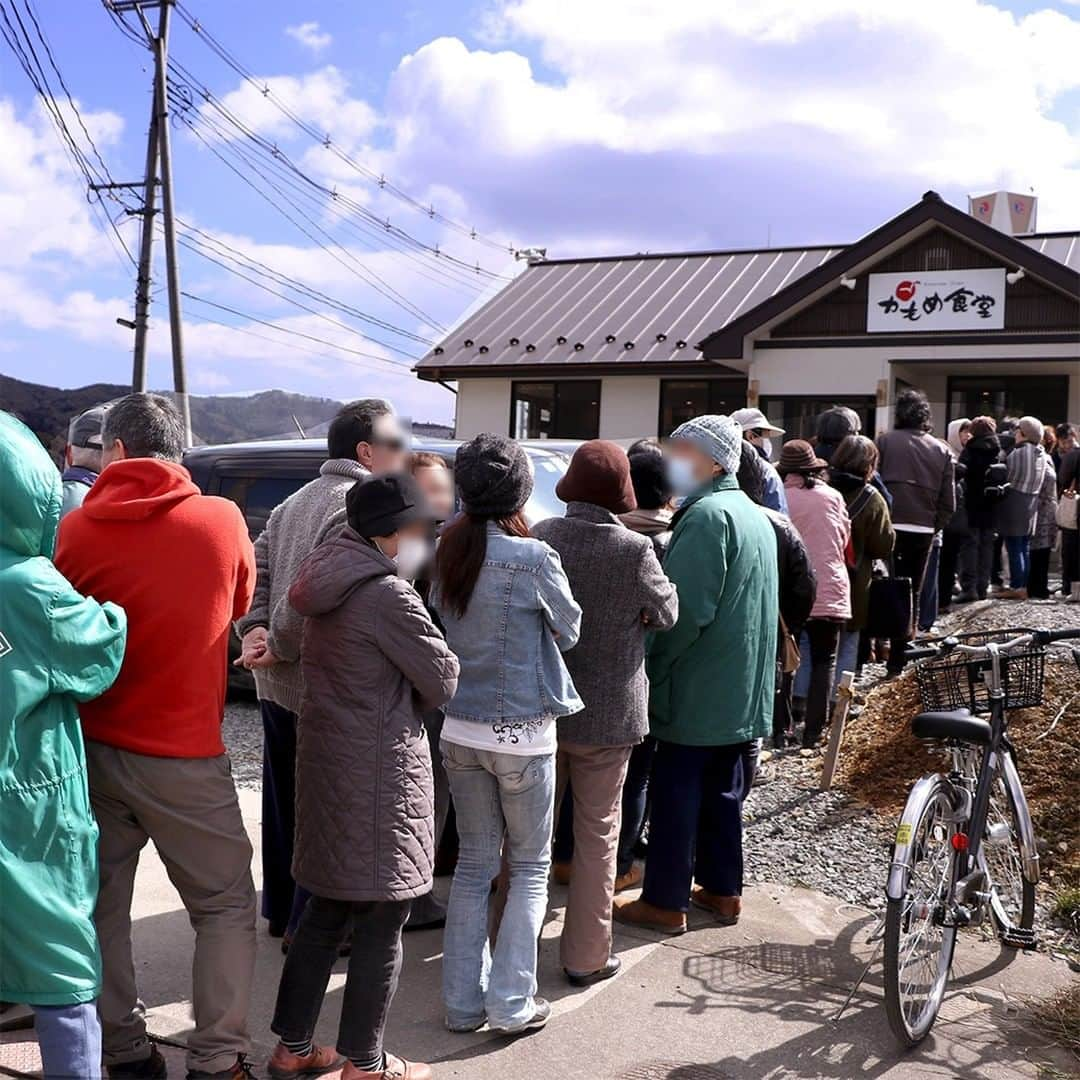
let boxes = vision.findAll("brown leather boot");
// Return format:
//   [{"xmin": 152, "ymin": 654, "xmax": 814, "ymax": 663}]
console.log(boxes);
[
  {"xmin": 612, "ymin": 896, "xmax": 686, "ymax": 935},
  {"xmin": 690, "ymin": 887, "xmax": 741, "ymax": 926},
  {"xmin": 268, "ymin": 1044, "xmax": 344, "ymax": 1080},
  {"xmin": 342, "ymin": 1054, "xmax": 432, "ymax": 1080},
  {"xmin": 614, "ymin": 864, "xmax": 643, "ymax": 893}
]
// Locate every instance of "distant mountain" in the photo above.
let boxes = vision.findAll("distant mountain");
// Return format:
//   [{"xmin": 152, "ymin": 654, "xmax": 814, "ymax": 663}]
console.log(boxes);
[{"xmin": 0, "ymin": 376, "xmax": 345, "ymax": 459}]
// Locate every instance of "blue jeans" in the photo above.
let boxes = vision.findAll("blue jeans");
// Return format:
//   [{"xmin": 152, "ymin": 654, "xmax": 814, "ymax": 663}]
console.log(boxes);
[
  {"xmin": 1005, "ymin": 535, "xmax": 1031, "ymax": 589},
  {"xmin": 440, "ymin": 740, "xmax": 554, "ymax": 1030},
  {"xmin": 833, "ymin": 628, "xmax": 861, "ymax": 700},
  {"xmin": 35, "ymin": 1002, "xmax": 102, "ymax": 1080}
]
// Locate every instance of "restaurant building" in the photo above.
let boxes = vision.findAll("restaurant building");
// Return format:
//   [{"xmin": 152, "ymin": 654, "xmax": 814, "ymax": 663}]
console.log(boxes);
[{"xmin": 415, "ymin": 192, "xmax": 1079, "ymax": 442}]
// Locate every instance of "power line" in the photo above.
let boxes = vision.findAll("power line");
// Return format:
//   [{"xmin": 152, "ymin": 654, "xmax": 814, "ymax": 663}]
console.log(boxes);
[
  {"xmin": 173, "ymin": 104, "xmax": 448, "ymax": 333},
  {"xmin": 184, "ymin": 309, "xmax": 425, "ymax": 385},
  {"xmin": 172, "ymin": 0, "xmax": 516, "ymax": 258},
  {"xmin": 181, "ymin": 292, "xmax": 419, "ymax": 372},
  {"xmin": 175, "ymin": 218, "xmax": 433, "ymax": 348},
  {"xmin": 0, "ymin": 0, "xmax": 135, "ymax": 266},
  {"xmin": 176, "ymin": 92, "xmax": 488, "ymax": 300},
  {"xmin": 167, "ymin": 59, "xmax": 505, "ymax": 288}
]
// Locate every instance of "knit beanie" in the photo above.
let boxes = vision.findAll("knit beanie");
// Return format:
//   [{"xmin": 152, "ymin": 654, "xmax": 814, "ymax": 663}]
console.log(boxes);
[
  {"xmin": 556, "ymin": 440, "xmax": 636, "ymax": 514},
  {"xmin": 669, "ymin": 414, "xmax": 743, "ymax": 475},
  {"xmin": 628, "ymin": 449, "xmax": 669, "ymax": 510},
  {"xmin": 454, "ymin": 433, "xmax": 533, "ymax": 517}
]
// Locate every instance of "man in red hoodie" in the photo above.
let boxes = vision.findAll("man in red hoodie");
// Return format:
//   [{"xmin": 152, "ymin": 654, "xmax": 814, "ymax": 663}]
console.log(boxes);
[{"xmin": 56, "ymin": 393, "xmax": 257, "ymax": 1080}]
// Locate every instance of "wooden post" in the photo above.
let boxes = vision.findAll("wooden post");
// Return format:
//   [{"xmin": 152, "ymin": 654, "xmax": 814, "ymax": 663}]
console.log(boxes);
[{"xmin": 821, "ymin": 670, "xmax": 856, "ymax": 790}]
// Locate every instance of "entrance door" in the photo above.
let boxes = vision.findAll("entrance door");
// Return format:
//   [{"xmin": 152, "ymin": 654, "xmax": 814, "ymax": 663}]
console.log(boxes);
[
  {"xmin": 947, "ymin": 375, "xmax": 1070, "ymax": 426},
  {"xmin": 758, "ymin": 395, "xmax": 878, "ymax": 442}
]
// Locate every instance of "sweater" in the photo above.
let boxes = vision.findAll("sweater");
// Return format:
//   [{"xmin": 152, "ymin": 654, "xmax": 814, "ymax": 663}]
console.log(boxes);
[
  {"xmin": 532, "ymin": 502, "xmax": 678, "ymax": 746},
  {"xmin": 783, "ymin": 476, "xmax": 852, "ymax": 622},
  {"xmin": 55, "ymin": 459, "xmax": 254, "ymax": 758},
  {"xmin": 235, "ymin": 458, "xmax": 370, "ymax": 713}
]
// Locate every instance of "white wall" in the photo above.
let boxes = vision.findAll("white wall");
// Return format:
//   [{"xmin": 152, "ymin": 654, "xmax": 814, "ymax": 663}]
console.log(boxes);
[
  {"xmin": 598, "ymin": 377, "xmax": 660, "ymax": 441},
  {"xmin": 454, "ymin": 378, "xmax": 511, "ymax": 438}
]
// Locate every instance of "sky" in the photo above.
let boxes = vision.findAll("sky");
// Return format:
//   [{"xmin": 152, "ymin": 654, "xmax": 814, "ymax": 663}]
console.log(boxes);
[{"xmin": 1, "ymin": 0, "xmax": 1079, "ymax": 424}]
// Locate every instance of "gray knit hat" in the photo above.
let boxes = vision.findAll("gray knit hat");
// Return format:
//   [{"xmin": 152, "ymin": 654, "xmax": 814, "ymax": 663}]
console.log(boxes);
[
  {"xmin": 669, "ymin": 414, "xmax": 743, "ymax": 475},
  {"xmin": 455, "ymin": 433, "xmax": 534, "ymax": 516}
]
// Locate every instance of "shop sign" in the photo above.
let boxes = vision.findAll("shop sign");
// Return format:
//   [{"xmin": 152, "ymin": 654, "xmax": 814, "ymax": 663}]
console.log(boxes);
[{"xmin": 867, "ymin": 268, "xmax": 1005, "ymax": 332}]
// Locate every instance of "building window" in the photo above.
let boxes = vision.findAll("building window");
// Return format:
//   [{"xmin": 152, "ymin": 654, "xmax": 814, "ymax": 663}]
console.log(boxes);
[
  {"xmin": 658, "ymin": 380, "xmax": 747, "ymax": 436},
  {"xmin": 758, "ymin": 395, "xmax": 877, "ymax": 443},
  {"xmin": 947, "ymin": 375, "xmax": 1070, "ymax": 428},
  {"xmin": 511, "ymin": 381, "xmax": 601, "ymax": 440}
]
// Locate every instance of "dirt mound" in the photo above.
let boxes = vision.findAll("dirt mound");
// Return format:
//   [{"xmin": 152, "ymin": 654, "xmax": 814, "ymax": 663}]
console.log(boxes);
[{"xmin": 834, "ymin": 658, "xmax": 1080, "ymax": 887}]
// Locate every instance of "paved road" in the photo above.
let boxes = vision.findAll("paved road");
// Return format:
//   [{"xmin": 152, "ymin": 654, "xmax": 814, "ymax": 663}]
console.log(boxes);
[{"xmin": 3, "ymin": 788, "xmax": 1074, "ymax": 1079}]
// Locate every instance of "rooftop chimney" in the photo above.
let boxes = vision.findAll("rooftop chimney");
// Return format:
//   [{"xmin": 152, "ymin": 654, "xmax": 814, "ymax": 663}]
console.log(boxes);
[{"xmin": 968, "ymin": 191, "xmax": 1038, "ymax": 235}]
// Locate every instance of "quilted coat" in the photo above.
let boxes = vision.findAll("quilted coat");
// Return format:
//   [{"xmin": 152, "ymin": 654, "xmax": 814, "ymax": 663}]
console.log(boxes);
[{"xmin": 279, "ymin": 527, "xmax": 460, "ymax": 902}]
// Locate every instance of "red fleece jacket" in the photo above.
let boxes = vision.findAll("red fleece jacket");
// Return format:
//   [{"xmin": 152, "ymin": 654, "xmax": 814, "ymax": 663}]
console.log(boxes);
[{"xmin": 55, "ymin": 458, "xmax": 255, "ymax": 758}]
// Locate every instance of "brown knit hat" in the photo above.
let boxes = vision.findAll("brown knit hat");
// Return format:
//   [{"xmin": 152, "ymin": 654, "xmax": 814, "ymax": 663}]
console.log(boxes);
[
  {"xmin": 777, "ymin": 438, "xmax": 828, "ymax": 476},
  {"xmin": 556, "ymin": 440, "xmax": 637, "ymax": 514}
]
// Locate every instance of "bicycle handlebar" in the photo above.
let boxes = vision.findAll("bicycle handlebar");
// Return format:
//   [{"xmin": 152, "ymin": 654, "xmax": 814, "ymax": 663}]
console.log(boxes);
[{"xmin": 906, "ymin": 625, "xmax": 1080, "ymax": 662}]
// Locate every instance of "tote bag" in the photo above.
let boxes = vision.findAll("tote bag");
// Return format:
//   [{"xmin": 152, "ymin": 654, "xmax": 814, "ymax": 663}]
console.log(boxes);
[
  {"xmin": 1057, "ymin": 483, "xmax": 1078, "ymax": 530},
  {"xmin": 866, "ymin": 560, "xmax": 914, "ymax": 641}
]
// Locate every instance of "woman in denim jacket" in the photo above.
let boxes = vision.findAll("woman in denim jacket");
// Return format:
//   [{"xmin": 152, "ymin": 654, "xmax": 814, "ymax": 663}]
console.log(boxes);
[{"xmin": 433, "ymin": 434, "xmax": 582, "ymax": 1036}]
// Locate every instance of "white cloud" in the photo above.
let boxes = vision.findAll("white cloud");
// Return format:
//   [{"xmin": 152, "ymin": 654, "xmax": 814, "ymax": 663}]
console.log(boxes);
[
  {"xmin": 384, "ymin": 0, "xmax": 1080, "ymax": 229},
  {"xmin": 286, "ymin": 21, "xmax": 332, "ymax": 54},
  {"xmin": 207, "ymin": 67, "xmax": 376, "ymax": 146}
]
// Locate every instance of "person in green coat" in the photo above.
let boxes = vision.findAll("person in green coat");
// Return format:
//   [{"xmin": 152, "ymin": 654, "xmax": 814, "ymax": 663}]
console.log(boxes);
[
  {"xmin": 0, "ymin": 411, "xmax": 127, "ymax": 1080},
  {"xmin": 615, "ymin": 414, "xmax": 778, "ymax": 936}
]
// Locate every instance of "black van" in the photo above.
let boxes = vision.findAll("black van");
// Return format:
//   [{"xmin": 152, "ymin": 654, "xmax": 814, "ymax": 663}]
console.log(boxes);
[{"xmin": 183, "ymin": 436, "xmax": 571, "ymax": 540}]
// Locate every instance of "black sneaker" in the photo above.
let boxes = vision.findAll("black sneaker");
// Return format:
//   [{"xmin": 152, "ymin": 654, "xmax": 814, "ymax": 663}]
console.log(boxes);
[
  {"xmin": 108, "ymin": 1047, "xmax": 168, "ymax": 1079},
  {"xmin": 491, "ymin": 998, "xmax": 551, "ymax": 1035}
]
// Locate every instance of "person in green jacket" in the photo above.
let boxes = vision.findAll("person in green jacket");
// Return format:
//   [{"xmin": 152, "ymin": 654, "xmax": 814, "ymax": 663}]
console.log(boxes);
[
  {"xmin": 615, "ymin": 414, "xmax": 778, "ymax": 936},
  {"xmin": 0, "ymin": 411, "xmax": 127, "ymax": 1079}
]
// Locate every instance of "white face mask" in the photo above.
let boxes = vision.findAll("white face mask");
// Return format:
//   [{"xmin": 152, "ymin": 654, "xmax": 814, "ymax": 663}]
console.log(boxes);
[
  {"xmin": 377, "ymin": 536, "xmax": 430, "ymax": 580},
  {"xmin": 666, "ymin": 456, "xmax": 700, "ymax": 497},
  {"xmin": 758, "ymin": 436, "xmax": 774, "ymax": 460}
]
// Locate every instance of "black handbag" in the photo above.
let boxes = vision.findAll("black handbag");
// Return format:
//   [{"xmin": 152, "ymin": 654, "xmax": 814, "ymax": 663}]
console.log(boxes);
[{"xmin": 866, "ymin": 561, "xmax": 914, "ymax": 641}]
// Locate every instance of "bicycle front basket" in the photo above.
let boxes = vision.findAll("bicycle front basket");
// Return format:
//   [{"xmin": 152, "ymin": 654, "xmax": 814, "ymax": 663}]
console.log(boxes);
[{"xmin": 914, "ymin": 631, "xmax": 1046, "ymax": 714}]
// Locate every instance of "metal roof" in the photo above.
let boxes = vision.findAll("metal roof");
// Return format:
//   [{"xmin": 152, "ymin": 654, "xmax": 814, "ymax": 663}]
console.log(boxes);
[
  {"xmin": 1019, "ymin": 231, "xmax": 1080, "ymax": 272},
  {"xmin": 416, "ymin": 229, "xmax": 1079, "ymax": 374}
]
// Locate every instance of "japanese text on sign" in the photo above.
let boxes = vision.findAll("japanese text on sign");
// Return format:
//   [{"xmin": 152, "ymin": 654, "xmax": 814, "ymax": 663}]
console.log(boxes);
[{"xmin": 866, "ymin": 269, "xmax": 1006, "ymax": 333}]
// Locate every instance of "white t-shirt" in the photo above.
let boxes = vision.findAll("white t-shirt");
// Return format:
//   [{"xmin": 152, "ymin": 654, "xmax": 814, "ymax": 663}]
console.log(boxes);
[{"xmin": 441, "ymin": 714, "xmax": 557, "ymax": 756}]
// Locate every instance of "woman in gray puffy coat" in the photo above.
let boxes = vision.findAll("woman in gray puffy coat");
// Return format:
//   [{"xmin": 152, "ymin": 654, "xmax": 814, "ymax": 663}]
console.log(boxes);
[
  {"xmin": 267, "ymin": 474, "xmax": 459, "ymax": 1080},
  {"xmin": 1028, "ymin": 433, "xmax": 1059, "ymax": 600}
]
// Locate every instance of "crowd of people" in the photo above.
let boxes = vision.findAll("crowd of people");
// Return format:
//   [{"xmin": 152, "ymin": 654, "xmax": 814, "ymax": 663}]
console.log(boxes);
[{"xmin": 1, "ymin": 387, "xmax": 1078, "ymax": 1080}]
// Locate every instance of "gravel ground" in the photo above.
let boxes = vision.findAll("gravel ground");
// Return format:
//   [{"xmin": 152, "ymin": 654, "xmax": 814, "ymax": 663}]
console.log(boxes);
[{"xmin": 223, "ymin": 694, "xmax": 263, "ymax": 790}]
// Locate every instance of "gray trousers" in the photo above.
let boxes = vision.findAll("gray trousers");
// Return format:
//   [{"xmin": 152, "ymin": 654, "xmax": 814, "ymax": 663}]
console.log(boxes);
[{"xmin": 86, "ymin": 743, "xmax": 257, "ymax": 1075}]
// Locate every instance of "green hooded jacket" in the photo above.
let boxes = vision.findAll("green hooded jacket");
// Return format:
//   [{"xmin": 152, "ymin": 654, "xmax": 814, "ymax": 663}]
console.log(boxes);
[
  {"xmin": 647, "ymin": 473, "xmax": 778, "ymax": 746},
  {"xmin": 0, "ymin": 412, "xmax": 127, "ymax": 1005}
]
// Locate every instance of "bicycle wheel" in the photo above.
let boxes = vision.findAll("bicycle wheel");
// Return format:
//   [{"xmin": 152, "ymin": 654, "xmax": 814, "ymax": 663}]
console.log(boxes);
[
  {"xmin": 982, "ymin": 757, "xmax": 1036, "ymax": 935},
  {"xmin": 884, "ymin": 779, "xmax": 959, "ymax": 1047}
]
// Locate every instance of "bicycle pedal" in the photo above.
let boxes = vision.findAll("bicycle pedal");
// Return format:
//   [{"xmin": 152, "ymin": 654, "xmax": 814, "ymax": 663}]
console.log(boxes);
[{"xmin": 1000, "ymin": 927, "xmax": 1039, "ymax": 950}]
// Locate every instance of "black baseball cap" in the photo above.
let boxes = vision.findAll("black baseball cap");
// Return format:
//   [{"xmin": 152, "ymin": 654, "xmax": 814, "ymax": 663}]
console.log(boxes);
[{"xmin": 346, "ymin": 473, "xmax": 434, "ymax": 538}]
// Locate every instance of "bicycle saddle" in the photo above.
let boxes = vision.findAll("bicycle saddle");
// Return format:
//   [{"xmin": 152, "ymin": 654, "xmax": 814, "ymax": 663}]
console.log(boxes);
[{"xmin": 912, "ymin": 709, "xmax": 991, "ymax": 745}]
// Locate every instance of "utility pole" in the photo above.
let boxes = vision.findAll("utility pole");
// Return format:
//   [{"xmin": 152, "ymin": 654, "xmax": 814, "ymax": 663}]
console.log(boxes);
[{"xmin": 115, "ymin": 0, "xmax": 191, "ymax": 445}]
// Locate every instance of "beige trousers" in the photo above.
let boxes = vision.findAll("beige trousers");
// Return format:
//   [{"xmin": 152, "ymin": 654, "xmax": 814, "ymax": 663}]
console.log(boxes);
[
  {"xmin": 554, "ymin": 742, "xmax": 632, "ymax": 974},
  {"xmin": 85, "ymin": 742, "xmax": 256, "ymax": 1075}
]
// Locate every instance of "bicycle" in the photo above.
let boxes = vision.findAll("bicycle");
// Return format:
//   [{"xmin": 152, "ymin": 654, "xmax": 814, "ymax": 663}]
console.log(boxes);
[{"xmin": 882, "ymin": 624, "xmax": 1080, "ymax": 1048}]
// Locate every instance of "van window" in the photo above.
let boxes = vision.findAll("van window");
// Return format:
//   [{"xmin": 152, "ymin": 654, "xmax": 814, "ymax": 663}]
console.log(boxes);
[{"xmin": 219, "ymin": 475, "xmax": 310, "ymax": 538}]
